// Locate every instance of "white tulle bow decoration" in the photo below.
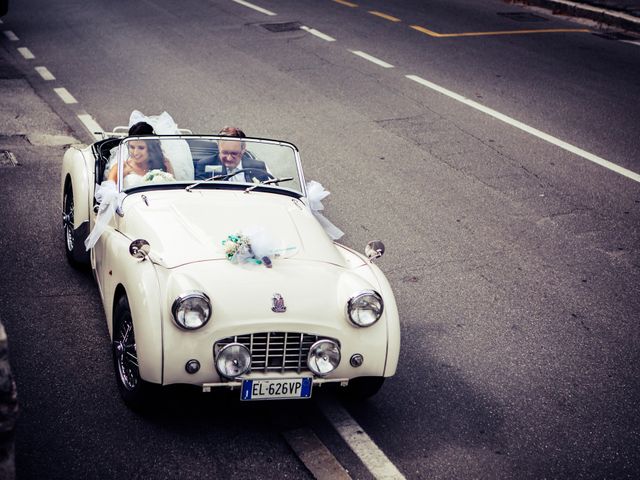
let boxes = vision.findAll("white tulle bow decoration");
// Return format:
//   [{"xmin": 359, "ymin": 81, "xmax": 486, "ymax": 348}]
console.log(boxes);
[
  {"xmin": 306, "ymin": 181, "xmax": 344, "ymax": 240},
  {"xmin": 84, "ymin": 181, "xmax": 124, "ymax": 250}
]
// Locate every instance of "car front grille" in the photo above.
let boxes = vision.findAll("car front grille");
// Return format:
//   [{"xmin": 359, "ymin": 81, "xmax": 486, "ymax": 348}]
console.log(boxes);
[{"xmin": 215, "ymin": 332, "xmax": 336, "ymax": 374}]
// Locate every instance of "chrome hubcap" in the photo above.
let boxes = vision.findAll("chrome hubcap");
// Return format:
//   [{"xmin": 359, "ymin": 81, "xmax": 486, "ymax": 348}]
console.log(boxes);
[
  {"xmin": 115, "ymin": 320, "xmax": 139, "ymax": 391},
  {"xmin": 63, "ymin": 193, "xmax": 74, "ymax": 252}
]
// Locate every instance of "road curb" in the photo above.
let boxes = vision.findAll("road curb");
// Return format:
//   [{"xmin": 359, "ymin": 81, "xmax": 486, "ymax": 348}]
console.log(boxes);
[{"xmin": 513, "ymin": 0, "xmax": 640, "ymax": 32}]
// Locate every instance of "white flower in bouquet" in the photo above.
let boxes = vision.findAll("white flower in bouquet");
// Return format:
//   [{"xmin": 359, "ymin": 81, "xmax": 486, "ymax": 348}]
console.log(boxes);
[
  {"xmin": 222, "ymin": 234, "xmax": 252, "ymax": 264},
  {"xmin": 143, "ymin": 169, "xmax": 175, "ymax": 183}
]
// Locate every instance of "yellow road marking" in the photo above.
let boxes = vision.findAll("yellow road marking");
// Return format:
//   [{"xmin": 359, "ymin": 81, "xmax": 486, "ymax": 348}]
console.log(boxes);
[
  {"xmin": 410, "ymin": 24, "xmax": 590, "ymax": 38},
  {"xmin": 410, "ymin": 25, "xmax": 443, "ymax": 37},
  {"xmin": 369, "ymin": 10, "xmax": 401, "ymax": 22},
  {"xmin": 333, "ymin": 0, "xmax": 357, "ymax": 7}
]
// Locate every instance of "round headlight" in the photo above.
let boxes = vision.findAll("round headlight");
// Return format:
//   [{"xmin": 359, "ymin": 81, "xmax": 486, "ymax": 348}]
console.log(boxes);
[
  {"xmin": 347, "ymin": 291, "xmax": 384, "ymax": 327},
  {"xmin": 171, "ymin": 292, "xmax": 211, "ymax": 330},
  {"xmin": 215, "ymin": 343, "xmax": 251, "ymax": 378},
  {"xmin": 307, "ymin": 339, "xmax": 340, "ymax": 376}
]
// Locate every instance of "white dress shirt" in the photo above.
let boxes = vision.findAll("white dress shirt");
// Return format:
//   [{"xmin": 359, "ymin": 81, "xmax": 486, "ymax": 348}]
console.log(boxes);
[{"xmin": 226, "ymin": 161, "xmax": 244, "ymax": 182}]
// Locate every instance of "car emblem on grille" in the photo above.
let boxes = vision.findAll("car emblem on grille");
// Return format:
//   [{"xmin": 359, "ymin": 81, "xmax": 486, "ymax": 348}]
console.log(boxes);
[{"xmin": 271, "ymin": 293, "xmax": 286, "ymax": 313}]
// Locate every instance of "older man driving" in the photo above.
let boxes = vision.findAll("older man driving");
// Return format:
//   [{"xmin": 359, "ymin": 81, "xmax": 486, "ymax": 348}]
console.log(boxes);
[{"xmin": 195, "ymin": 126, "xmax": 270, "ymax": 182}]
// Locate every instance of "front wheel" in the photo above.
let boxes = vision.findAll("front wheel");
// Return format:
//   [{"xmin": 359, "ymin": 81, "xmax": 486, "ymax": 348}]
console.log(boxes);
[
  {"xmin": 112, "ymin": 295, "xmax": 155, "ymax": 410},
  {"xmin": 342, "ymin": 377, "xmax": 385, "ymax": 400},
  {"xmin": 62, "ymin": 180, "xmax": 89, "ymax": 267}
]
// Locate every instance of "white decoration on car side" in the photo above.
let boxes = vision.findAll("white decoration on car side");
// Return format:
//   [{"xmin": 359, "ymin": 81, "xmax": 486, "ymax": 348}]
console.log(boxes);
[
  {"xmin": 306, "ymin": 180, "xmax": 344, "ymax": 240},
  {"xmin": 84, "ymin": 180, "xmax": 124, "ymax": 250}
]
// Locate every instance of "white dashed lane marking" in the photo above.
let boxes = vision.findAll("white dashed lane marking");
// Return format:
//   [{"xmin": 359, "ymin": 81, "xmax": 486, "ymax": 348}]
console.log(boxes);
[
  {"xmin": 17, "ymin": 47, "xmax": 35, "ymax": 59},
  {"xmin": 54, "ymin": 87, "xmax": 78, "ymax": 104},
  {"xmin": 77, "ymin": 113, "xmax": 104, "ymax": 141},
  {"xmin": 35, "ymin": 66, "xmax": 55, "ymax": 81},
  {"xmin": 300, "ymin": 25, "xmax": 336, "ymax": 42},
  {"xmin": 350, "ymin": 50, "xmax": 394, "ymax": 68},
  {"xmin": 406, "ymin": 74, "xmax": 640, "ymax": 183},
  {"xmin": 3, "ymin": 30, "xmax": 18, "ymax": 41},
  {"xmin": 231, "ymin": 0, "xmax": 276, "ymax": 16}
]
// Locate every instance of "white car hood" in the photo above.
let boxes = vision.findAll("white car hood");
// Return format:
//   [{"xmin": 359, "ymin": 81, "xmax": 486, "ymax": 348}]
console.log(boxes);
[
  {"xmin": 118, "ymin": 189, "xmax": 346, "ymax": 268},
  {"xmin": 164, "ymin": 258, "xmax": 375, "ymax": 328}
]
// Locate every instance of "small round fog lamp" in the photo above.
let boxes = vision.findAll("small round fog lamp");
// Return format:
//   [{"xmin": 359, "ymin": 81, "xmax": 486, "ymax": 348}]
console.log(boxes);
[
  {"xmin": 350, "ymin": 354, "xmax": 364, "ymax": 367},
  {"xmin": 185, "ymin": 359, "xmax": 201, "ymax": 374}
]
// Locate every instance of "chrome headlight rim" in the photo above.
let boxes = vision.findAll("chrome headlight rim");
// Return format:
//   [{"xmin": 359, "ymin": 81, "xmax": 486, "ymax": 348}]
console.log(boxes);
[
  {"xmin": 215, "ymin": 342, "xmax": 251, "ymax": 378},
  {"xmin": 346, "ymin": 290, "xmax": 384, "ymax": 327},
  {"xmin": 307, "ymin": 339, "xmax": 341, "ymax": 377},
  {"xmin": 171, "ymin": 291, "xmax": 212, "ymax": 330}
]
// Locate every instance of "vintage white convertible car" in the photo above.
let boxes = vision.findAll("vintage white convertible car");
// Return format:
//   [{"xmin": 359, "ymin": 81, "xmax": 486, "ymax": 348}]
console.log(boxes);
[{"xmin": 61, "ymin": 131, "xmax": 400, "ymax": 408}]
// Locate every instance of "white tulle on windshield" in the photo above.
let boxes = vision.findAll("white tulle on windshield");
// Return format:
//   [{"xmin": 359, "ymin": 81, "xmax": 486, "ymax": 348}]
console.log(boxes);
[{"xmin": 306, "ymin": 180, "xmax": 344, "ymax": 240}]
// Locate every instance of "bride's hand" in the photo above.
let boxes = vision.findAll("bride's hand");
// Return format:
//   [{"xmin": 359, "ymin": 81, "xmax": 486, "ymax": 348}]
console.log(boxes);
[{"xmin": 123, "ymin": 159, "xmax": 134, "ymax": 176}]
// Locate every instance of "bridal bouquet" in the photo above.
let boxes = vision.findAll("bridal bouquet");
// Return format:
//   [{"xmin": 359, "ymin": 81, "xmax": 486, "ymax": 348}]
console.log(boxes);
[
  {"xmin": 222, "ymin": 233, "xmax": 255, "ymax": 264},
  {"xmin": 143, "ymin": 169, "xmax": 175, "ymax": 183},
  {"xmin": 222, "ymin": 229, "xmax": 287, "ymax": 268}
]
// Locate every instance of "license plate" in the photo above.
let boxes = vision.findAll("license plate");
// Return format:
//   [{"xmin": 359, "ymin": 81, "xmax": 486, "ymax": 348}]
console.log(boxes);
[{"xmin": 241, "ymin": 377, "xmax": 312, "ymax": 401}]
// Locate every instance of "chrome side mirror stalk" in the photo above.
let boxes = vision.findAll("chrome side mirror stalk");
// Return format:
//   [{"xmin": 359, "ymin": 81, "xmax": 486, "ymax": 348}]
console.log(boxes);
[
  {"xmin": 365, "ymin": 241, "xmax": 385, "ymax": 261},
  {"xmin": 129, "ymin": 239, "xmax": 150, "ymax": 261}
]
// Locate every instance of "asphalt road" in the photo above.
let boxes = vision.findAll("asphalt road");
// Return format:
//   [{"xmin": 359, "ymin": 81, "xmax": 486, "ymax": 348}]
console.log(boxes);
[{"xmin": 1, "ymin": 0, "xmax": 639, "ymax": 478}]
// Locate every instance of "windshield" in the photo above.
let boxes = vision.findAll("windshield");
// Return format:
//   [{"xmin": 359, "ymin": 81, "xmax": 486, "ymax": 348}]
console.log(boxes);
[{"xmin": 112, "ymin": 135, "xmax": 304, "ymax": 196}]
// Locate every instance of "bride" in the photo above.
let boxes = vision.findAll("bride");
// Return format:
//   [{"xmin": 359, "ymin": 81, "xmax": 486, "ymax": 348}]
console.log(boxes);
[{"xmin": 107, "ymin": 137, "xmax": 174, "ymax": 188}]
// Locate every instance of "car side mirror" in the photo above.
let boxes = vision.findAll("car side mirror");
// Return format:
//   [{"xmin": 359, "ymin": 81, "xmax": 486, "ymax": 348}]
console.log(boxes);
[
  {"xmin": 365, "ymin": 240, "xmax": 385, "ymax": 261},
  {"xmin": 129, "ymin": 239, "xmax": 150, "ymax": 261}
]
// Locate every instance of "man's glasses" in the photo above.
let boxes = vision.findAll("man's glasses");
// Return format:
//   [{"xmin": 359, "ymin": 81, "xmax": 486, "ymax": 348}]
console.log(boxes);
[{"xmin": 220, "ymin": 150, "xmax": 242, "ymax": 158}]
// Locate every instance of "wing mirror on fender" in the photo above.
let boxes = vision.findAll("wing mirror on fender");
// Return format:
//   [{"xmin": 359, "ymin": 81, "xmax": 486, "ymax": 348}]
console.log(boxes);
[
  {"xmin": 365, "ymin": 241, "xmax": 385, "ymax": 261},
  {"xmin": 129, "ymin": 239, "xmax": 150, "ymax": 261}
]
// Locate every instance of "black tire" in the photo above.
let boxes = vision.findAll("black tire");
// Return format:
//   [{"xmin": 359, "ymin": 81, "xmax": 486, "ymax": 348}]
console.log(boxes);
[
  {"xmin": 342, "ymin": 377, "xmax": 385, "ymax": 400},
  {"xmin": 62, "ymin": 180, "xmax": 89, "ymax": 267},
  {"xmin": 112, "ymin": 295, "xmax": 155, "ymax": 410}
]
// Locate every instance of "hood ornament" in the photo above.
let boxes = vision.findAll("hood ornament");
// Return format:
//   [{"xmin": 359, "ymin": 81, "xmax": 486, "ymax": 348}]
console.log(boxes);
[{"xmin": 271, "ymin": 293, "xmax": 286, "ymax": 313}]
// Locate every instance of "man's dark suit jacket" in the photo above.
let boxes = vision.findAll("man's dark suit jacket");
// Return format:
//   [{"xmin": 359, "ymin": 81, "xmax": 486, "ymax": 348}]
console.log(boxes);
[{"xmin": 195, "ymin": 153, "xmax": 270, "ymax": 181}]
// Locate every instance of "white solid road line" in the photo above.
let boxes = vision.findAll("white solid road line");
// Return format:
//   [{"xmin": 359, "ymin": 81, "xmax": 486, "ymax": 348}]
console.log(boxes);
[
  {"xmin": 17, "ymin": 47, "xmax": 35, "ymax": 60},
  {"xmin": 35, "ymin": 66, "xmax": 55, "ymax": 81},
  {"xmin": 231, "ymin": 0, "xmax": 276, "ymax": 16},
  {"xmin": 300, "ymin": 25, "xmax": 336, "ymax": 42},
  {"xmin": 406, "ymin": 74, "xmax": 640, "ymax": 184},
  {"xmin": 77, "ymin": 113, "xmax": 104, "ymax": 141},
  {"xmin": 54, "ymin": 87, "xmax": 78, "ymax": 104},
  {"xmin": 350, "ymin": 50, "xmax": 394, "ymax": 68},
  {"xmin": 320, "ymin": 399, "xmax": 406, "ymax": 480},
  {"xmin": 3, "ymin": 30, "xmax": 18, "ymax": 41},
  {"xmin": 283, "ymin": 428, "xmax": 351, "ymax": 480}
]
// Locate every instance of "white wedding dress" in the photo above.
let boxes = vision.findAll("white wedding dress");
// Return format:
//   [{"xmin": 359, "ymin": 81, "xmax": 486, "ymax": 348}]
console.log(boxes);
[{"xmin": 123, "ymin": 172, "xmax": 145, "ymax": 189}]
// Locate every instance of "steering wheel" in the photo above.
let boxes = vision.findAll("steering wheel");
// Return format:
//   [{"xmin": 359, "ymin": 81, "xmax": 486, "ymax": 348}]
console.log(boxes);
[{"xmin": 222, "ymin": 168, "xmax": 275, "ymax": 182}]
